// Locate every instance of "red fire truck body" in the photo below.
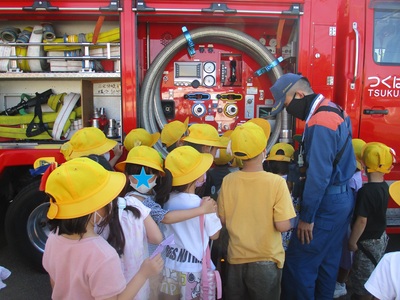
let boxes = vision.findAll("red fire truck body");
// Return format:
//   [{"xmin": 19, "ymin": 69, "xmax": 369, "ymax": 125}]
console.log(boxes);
[{"xmin": 0, "ymin": 0, "xmax": 398, "ymax": 269}]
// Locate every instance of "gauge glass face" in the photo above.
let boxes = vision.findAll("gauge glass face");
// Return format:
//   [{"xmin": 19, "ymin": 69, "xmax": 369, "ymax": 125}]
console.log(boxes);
[
  {"xmin": 203, "ymin": 75, "xmax": 216, "ymax": 87},
  {"xmin": 203, "ymin": 62, "xmax": 215, "ymax": 73}
]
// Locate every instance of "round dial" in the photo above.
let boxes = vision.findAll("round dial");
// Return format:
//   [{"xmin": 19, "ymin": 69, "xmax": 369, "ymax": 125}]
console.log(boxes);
[
  {"xmin": 269, "ymin": 38, "xmax": 277, "ymax": 47},
  {"xmin": 259, "ymin": 37, "xmax": 266, "ymax": 46},
  {"xmin": 203, "ymin": 61, "xmax": 215, "ymax": 73},
  {"xmin": 203, "ymin": 75, "xmax": 216, "ymax": 87}
]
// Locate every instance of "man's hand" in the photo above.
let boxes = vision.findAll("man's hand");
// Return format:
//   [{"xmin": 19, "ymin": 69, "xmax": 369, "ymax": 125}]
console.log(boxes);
[
  {"xmin": 348, "ymin": 241, "xmax": 358, "ymax": 252},
  {"xmin": 297, "ymin": 220, "xmax": 314, "ymax": 244}
]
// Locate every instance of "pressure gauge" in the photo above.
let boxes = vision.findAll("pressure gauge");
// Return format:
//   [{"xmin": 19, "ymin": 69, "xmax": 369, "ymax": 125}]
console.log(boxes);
[
  {"xmin": 203, "ymin": 61, "xmax": 215, "ymax": 73},
  {"xmin": 259, "ymin": 37, "xmax": 267, "ymax": 46},
  {"xmin": 203, "ymin": 75, "xmax": 216, "ymax": 87},
  {"xmin": 269, "ymin": 38, "xmax": 277, "ymax": 47}
]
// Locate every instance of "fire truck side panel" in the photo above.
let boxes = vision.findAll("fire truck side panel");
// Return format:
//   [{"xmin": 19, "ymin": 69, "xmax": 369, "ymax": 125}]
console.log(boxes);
[
  {"xmin": 360, "ymin": 2, "xmax": 400, "ymax": 164},
  {"xmin": 121, "ymin": 0, "xmax": 138, "ymax": 132},
  {"xmin": 0, "ymin": 0, "xmax": 399, "ymax": 268}
]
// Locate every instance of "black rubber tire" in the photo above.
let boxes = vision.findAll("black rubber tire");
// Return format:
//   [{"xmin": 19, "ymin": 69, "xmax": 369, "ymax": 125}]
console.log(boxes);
[{"xmin": 5, "ymin": 179, "xmax": 49, "ymax": 272}]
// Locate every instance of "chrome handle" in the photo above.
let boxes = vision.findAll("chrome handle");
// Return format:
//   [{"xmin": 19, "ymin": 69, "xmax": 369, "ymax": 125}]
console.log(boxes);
[{"xmin": 351, "ymin": 22, "xmax": 359, "ymax": 90}]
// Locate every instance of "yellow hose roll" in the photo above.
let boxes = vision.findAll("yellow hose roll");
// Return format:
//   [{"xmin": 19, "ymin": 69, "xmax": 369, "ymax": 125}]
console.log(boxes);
[
  {"xmin": 16, "ymin": 47, "xmax": 30, "ymax": 71},
  {"xmin": 43, "ymin": 28, "xmax": 120, "ymax": 52}
]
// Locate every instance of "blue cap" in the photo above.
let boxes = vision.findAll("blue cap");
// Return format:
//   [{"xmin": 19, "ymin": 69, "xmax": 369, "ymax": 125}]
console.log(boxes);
[{"xmin": 269, "ymin": 73, "xmax": 303, "ymax": 116}]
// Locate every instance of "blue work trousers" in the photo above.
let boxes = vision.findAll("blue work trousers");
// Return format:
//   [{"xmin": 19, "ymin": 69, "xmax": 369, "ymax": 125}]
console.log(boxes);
[{"xmin": 281, "ymin": 189, "xmax": 353, "ymax": 300}]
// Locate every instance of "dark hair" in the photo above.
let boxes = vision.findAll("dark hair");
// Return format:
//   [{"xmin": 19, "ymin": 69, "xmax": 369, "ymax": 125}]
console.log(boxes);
[
  {"xmin": 263, "ymin": 160, "xmax": 290, "ymax": 175},
  {"xmin": 107, "ymin": 163, "xmax": 172, "ymax": 256},
  {"xmin": 169, "ymin": 171, "xmax": 194, "ymax": 194},
  {"xmin": 171, "ymin": 183, "xmax": 191, "ymax": 193},
  {"xmin": 48, "ymin": 214, "xmax": 91, "ymax": 238},
  {"xmin": 263, "ymin": 149, "xmax": 290, "ymax": 175},
  {"xmin": 154, "ymin": 169, "xmax": 172, "ymax": 205},
  {"xmin": 47, "ymin": 194, "xmax": 113, "ymax": 239},
  {"xmin": 86, "ymin": 154, "xmax": 113, "ymax": 171},
  {"xmin": 183, "ymin": 141, "xmax": 203, "ymax": 152},
  {"xmin": 107, "ymin": 197, "xmax": 142, "ymax": 256},
  {"xmin": 165, "ymin": 143, "xmax": 177, "ymax": 152}
]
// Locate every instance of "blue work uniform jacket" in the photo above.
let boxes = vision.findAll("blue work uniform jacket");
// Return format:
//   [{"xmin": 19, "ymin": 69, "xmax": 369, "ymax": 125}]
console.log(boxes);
[{"xmin": 300, "ymin": 96, "xmax": 356, "ymax": 223}]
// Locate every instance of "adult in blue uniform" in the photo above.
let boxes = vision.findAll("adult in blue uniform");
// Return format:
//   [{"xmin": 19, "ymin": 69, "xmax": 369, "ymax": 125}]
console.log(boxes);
[{"xmin": 270, "ymin": 74, "xmax": 356, "ymax": 299}]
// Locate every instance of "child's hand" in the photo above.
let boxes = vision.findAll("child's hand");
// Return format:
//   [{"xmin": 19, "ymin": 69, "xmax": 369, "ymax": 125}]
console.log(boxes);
[
  {"xmin": 201, "ymin": 196, "xmax": 218, "ymax": 214},
  {"xmin": 348, "ymin": 241, "xmax": 358, "ymax": 252},
  {"xmin": 112, "ymin": 144, "xmax": 124, "ymax": 159},
  {"xmin": 139, "ymin": 254, "xmax": 164, "ymax": 278}
]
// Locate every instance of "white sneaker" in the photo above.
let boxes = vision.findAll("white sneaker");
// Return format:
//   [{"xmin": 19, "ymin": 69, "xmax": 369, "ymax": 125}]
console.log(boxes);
[{"xmin": 333, "ymin": 282, "xmax": 347, "ymax": 298}]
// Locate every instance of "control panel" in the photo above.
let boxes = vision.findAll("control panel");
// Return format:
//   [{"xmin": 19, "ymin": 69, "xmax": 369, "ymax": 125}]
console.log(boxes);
[
  {"xmin": 174, "ymin": 61, "xmax": 217, "ymax": 87},
  {"xmin": 143, "ymin": 23, "xmax": 291, "ymax": 134}
]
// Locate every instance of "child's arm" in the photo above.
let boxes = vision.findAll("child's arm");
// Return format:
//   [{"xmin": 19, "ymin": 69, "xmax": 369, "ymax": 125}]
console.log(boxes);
[
  {"xmin": 109, "ymin": 254, "xmax": 164, "ymax": 300},
  {"xmin": 348, "ymin": 215, "xmax": 367, "ymax": 252},
  {"xmin": 109, "ymin": 144, "xmax": 124, "ymax": 168},
  {"xmin": 144, "ymin": 215, "xmax": 163, "ymax": 245},
  {"xmin": 162, "ymin": 196, "xmax": 217, "ymax": 224},
  {"xmin": 274, "ymin": 219, "xmax": 292, "ymax": 232},
  {"xmin": 50, "ymin": 277, "xmax": 55, "ymax": 289},
  {"xmin": 210, "ymin": 230, "xmax": 220, "ymax": 240}
]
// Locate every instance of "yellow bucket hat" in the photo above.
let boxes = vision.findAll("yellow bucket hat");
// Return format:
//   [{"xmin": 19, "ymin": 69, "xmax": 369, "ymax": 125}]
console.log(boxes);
[
  {"xmin": 389, "ymin": 181, "xmax": 400, "ymax": 206},
  {"xmin": 161, "ymin": 117, "xmax": 189, "ymax": 148},
  {"xmin": 361, "ymin": 142, "xmax": 396, "ymax": 174},
  {"xmin": 183, "ymin": 123, "xmax": 226, "ymax": 148},
  {"xmin": 247, "ymin": 117, "xmax": 271, "ymax": 139},
  {"xmin": 352, "ymin": 138, "xmax": 366, "ymax": 170},
  {"xmin": 115, "ymin": 145, "xmax": 165, "ymax": 174},
  {"xmin": 165, "ymin": 145, "xmax": 213, "ymax": 186},
  {"xmin": 60, "ymin": 127, "xmax": 117, "ymax": 160},
  {"xmin": 124, "ymin": 128, "xmax": 160, "ymax": 151},
  {"xmin": 267, "ymin": 143, "xmax": 295, "ymax": 162},
  {"xmin": 45, "ymin": 157, "xmax": 126, "ymax": 219},
  {"xmin": 230, "ymin": 122, "xmax": 267, "ymax": 160},
  {"xmin": 214, "ymin": 130, "xmax": 233, "ymax": 165}
]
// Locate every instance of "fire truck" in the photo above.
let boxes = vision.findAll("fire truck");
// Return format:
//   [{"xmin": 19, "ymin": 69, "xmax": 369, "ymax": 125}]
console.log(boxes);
[{"xmin": 0, "ymin": 0, "xmax": 399, "ymax": 270}]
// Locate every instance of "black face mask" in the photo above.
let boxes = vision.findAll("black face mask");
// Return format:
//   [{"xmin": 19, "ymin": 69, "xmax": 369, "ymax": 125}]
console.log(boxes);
[{"xmin": 286, "ymin": 93, "xmax": 317, "ymax": 120}]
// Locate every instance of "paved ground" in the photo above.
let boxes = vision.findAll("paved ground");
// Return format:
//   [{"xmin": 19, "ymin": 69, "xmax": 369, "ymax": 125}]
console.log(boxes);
[
  {"xmin": 0, "ymin": 245, "xmax": 51, "ymax": 300},
  {"xmin": 0, "ymin": 231, "xmax": 399, "ymax": 300}
]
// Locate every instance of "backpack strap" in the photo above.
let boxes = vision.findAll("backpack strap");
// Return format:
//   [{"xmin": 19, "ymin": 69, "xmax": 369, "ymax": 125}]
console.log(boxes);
[
  {"xmin": 26, "ymin": 94, "xmax": 52, "ymax": 138},
  {"xmin": 357, "ymin": 242, "xmax": 378, "ymax": 266},
  {"xmin": 314, "ymin": 105, "xmax": 351, "ymax": 167},
  {"xmin": 199, "ymin": 213, "xmax": 222, "ymax": 299},
  {"xmin": 314, "ymin": 105, "xmax": 344, "ymax": 119}
]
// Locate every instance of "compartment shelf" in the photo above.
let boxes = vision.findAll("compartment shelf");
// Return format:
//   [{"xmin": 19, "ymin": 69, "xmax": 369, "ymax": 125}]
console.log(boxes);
[{"xmin": 0, "ymin": 72, "xmax": 120, "ymax": 79}]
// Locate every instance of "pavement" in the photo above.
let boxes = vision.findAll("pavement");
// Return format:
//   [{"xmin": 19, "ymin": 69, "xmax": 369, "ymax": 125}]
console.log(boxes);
[
  {"xmin": 0, "ymin": 231, "xmax": 398, "ymax": 300},
  {"xmin": 0, "ymin": 243, "xmax": 51, "ymax": 300}
]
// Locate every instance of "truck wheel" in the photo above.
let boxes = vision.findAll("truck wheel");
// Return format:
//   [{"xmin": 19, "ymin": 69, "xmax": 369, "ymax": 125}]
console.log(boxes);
[{"xmin": 5, "ymin": 179, "xmax": 49, "ymax": 272}]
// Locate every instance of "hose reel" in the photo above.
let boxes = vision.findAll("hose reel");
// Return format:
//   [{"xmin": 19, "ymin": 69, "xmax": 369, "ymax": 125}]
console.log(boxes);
[{"xmin": 139, "ymin": 26, "xmax": 284, "ymax": 156}]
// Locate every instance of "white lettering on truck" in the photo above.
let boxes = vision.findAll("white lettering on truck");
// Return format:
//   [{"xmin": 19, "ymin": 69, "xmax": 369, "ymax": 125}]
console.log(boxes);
[{"xmin": 368, "ymin": 75, "xmax": 400, "ymax": 98}]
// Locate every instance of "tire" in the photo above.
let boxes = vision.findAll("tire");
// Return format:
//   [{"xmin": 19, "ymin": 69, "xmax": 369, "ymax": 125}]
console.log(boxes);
[{"xmin": 5, "ymin": 179, "xmax": 49, "ymax": 272}]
